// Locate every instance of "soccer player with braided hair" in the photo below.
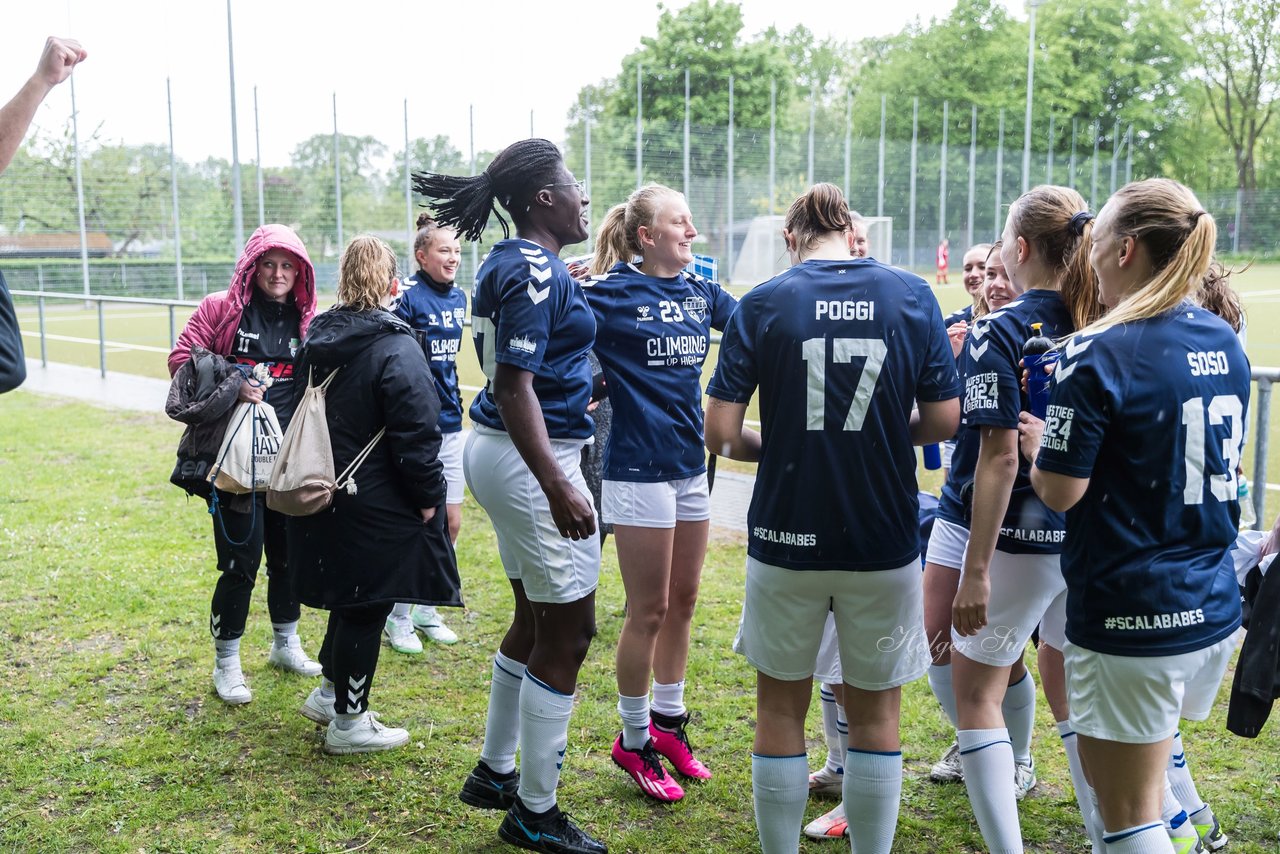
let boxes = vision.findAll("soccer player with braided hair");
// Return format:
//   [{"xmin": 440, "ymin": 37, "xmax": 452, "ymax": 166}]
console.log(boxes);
[{"xmin": 414, "ymin": 139, "xmax": 606, "ymax": 854}]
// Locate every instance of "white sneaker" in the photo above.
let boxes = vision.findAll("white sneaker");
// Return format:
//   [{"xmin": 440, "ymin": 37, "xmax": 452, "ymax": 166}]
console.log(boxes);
[
  {"xmin": 804, "ymin": 802, "xmax": 849, "ymax": 840},
  {"xmin": 384, "ymin": 615, "xmax": 424, "ymax": 655},
  {"xmin": 212, "ymin": 661, "xmax": 252, "ymax": 705},
  {"xmin": 929, "ymin": 740, "xmax": 965, "ymax": 783},
  {"xmin": 410, "ymin": 605, "xmax": 458, "ymax": 644},
  {"xmin": 1014, "ymin": 757, "xmax": 1037, "ymax": 800},
  {"xmin": 323, "ymin": 712, "xmax": 409, "ymax": 755},
  {"xmin": 807, "ymin": 765, "xmax": 844, "ymax": 797},
  {"xmin": 300, "ymin": 687, "xmax": 336, "ymax": 724},
  {"xmin": 267, "ymin": 635, "xmax": 322, "ymax": 676}
]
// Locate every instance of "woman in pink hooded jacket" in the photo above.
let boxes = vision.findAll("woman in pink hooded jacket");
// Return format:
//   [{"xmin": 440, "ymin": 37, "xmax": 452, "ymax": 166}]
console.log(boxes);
[{"xmin": 169, "ymin": 224, "xmax": 321, "ymax": 705}]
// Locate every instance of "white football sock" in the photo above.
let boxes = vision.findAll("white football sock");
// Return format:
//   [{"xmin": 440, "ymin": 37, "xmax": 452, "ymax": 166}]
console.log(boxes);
[
  {"xmin": 1002, "ymin": 671, "xmax": 1037, "ymax": 767},
  {"xmin": 1168, "ymin": 731, "xmax": 1206, "ymax": 816},
  {"xmin": 517, "ymin": 671, "xmax": 574, "ymax": 813},
  {"xmin": 1087, "ymin": 787, "xmax": 1107, "ymax": 853},
  {"xmin": 1103, "ymin": 822, "xmax": 1176, "ymax": 853},
  {"xmin": 618, "ymin": 692, "xmax": 651, "ymax": 750},
  {"xmin": 928, "ymin": 663, "xmax": 959, "ymax": 728},
  {"xmin": 819, "ymin": 685, "xmax": 843, "ymax": 774},
  {"xmin": 958, "ymin": 727, "xmax": 1023, "ymax": 853},
  {"xmin": 751, "ymin": 753, "xmax": 808, "ymax": 854},
  {"xmin": 844, "ymin": 749, "xmax": 903, "ymax": 854},
  {"xmin": 1056, "ymin": 720, "xmax": 1098, "ymax": 849},
  {"xmin": 650, "ymin": 679, "xmax": 686, "ymax": 717},
  {"xmin": 479, "ymin": 651, "xmax": 525, "ymax": 775}
]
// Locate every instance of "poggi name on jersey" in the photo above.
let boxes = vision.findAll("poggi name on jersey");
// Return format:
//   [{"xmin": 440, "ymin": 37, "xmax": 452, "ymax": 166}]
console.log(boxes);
[{"xmin": 815, "ymin": 300, "xmax": 875, "ymax": 321}]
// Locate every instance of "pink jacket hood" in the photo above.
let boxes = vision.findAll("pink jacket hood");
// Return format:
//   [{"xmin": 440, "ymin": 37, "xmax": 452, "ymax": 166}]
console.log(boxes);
[
  {"xmin": 166, "ymin": 224, "xmax": 318, "ymax": 376},
  {"xmin": 230, "ymin": 224, "xmax": 317, "ymax": 314}
]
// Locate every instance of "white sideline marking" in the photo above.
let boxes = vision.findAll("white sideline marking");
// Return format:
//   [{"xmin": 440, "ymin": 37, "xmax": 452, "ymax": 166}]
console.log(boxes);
[
  {"xmin": 15, "ymin": 310, "xmax": 173, "ymax": 322},
  {"xmin": 19, "ymin": 330, "xmax": 170, "ymax": 354}
]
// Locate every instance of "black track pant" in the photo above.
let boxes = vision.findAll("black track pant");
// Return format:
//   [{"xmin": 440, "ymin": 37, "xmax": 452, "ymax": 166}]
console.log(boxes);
[
  {"xmin": 319, "ymin": 602, "xmax": 395, "ymax": 714},
  {"xmin": 208, "ymin": 493, "xmax": 300, "ymax": 640}
]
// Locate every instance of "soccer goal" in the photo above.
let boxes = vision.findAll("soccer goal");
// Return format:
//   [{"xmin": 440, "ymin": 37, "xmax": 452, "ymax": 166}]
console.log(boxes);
[{"xmin": 731, "ymin": 215, "xmax": 894, "ymax": 288}]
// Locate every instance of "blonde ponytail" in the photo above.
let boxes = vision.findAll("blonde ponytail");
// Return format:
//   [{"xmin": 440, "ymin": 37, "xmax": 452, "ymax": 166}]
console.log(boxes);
[
  {"xmin": 1074, "ymin": 179, "xmax": 1216, "ymax": 339},
  {"xmin": 589, "ymin": 183, "xmax": 684, "ymax": 276},
  {"xmin": 591, "ymin": 203, "xmax": 631, "ymax": 275}
]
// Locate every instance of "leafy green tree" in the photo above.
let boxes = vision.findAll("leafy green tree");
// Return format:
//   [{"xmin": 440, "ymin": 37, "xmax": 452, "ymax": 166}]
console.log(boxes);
[
  {"xmin": 1195, "ymin": 0, "xmax": 1279, "ymax": 193},
  {"xmin": 1035, "ymin": 0, "xmax": 1200, "ymax": 181},
  {"xmin": 289, "ymin": 133, "xmax": 388, "ymax": 257}
]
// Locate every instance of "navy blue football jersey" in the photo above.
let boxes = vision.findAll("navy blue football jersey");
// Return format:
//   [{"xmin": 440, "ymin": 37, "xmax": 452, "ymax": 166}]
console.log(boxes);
[
  {"xmin": 469, "ymin": 240, "xmax": 595, "ymax": 439},
  {"xmin": 943, "ymin": 303, "xmax": 974, "ymax": 328},
  {"xmin": 582, "ymin": 263, "xmax": 737, "ymax": 482},
  {"xmin": 395, "ymin": 271, "xmax": 468, "ymax": 433},
  {"xmin": 937, "ymin": 289, "xmax": 1072, "ymax": 553},
  {"xmin": 707, "ymin": 258, "xmax": 959, "ymax": 570},
  {"xmin": 1035, "ymin": 304, "xmax": 1247, "ymax": 656}
]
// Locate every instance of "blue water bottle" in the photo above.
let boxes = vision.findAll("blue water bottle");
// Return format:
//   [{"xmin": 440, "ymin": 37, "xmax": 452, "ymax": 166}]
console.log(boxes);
[
  {"xmin": 922, "ymin": 443, "xmax": 942, "ymax": 470},
  {"xmin": 1023, "ymin": 322, "xmax": 1058, "ymax": 420}
]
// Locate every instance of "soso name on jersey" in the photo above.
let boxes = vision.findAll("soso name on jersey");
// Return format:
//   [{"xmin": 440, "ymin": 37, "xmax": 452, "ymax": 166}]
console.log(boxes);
[
  {"xmin": 1187, "ymin": 350, "xmax": 1230, "ymax": 376},
  {"xmin": 1040, "ymin": 404, "xmax": 1074, "ymax": 452},
  {"xmin": 815, "ymin": 300, "xmax": 875, "ymax": 321},
  {"xmin": 964, "ymin": 371, "xmax": 999, "ymax": 411},
  {"xmin": 999, "ymin": 527, "xmax": 1065, "ymax": 543},
  {"xmin": 1103, "ymin": 609, "xmax": 1206, "ymax": 631},
  {"xmin": 753, "ymin": 526, "xmax": 817, "ymax": 547}
]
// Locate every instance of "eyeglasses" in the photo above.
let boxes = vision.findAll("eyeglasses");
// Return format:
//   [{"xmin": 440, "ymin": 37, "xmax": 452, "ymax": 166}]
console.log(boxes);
[{"xmin": 543, "ymin": 180, "xmax": 586, "ymax": 194}]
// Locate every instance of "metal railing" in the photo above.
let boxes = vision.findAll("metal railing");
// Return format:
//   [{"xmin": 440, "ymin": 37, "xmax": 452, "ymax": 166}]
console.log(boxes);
[
  {"xmin": 12, "ymin": 289, "xmax": 199, "ymax": 378},
  {"xmin": 12, "ymin": 289, "xmax": 1278, "ymax": 530},
  {"xmin": 1251, "ymin": 368, "xmax": 1280, "ymax": 529}
]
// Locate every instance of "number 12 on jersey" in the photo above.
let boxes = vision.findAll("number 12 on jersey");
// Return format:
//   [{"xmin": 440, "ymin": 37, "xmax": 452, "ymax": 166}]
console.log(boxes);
[{"xmin": 800, "ymin": 337, "xmax": 887, "ymax": 431}]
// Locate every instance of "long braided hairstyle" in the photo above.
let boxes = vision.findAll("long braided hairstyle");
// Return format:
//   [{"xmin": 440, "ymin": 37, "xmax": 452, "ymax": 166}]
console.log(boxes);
[{"xmin": 412, "ymin": 139, "xmax": 565, "ymax": 243}]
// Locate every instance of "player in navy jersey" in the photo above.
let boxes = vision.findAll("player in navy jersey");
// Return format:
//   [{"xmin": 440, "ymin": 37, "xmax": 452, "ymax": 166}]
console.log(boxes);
[
  {"xmin": 705, "ymin": 183, "xmax": 960, "ymax": 854},
  {"xmin": 943, "ymin": 243, "xmax": 994, "ymax": 332},
  {"xmin": 1030, "ymin": 179, "xmax": 1247, "ymax": 854},
  {"xmin": 1020, "ymin": 261, "xmax": 1244, "ymax": 854},
  {"xmin": 414, "ymin": 139, "xmax": 606, "ymax": 854},
  {"xmin": 937, "ymin": 186, "xmax": 1104, "ymax": 853},
  {"xmin": 937, "ymin": 243, "xmax": 993, "ymax": 485},
  {"xmin": 800, "ymin": 205, "xmax": 876, "ymax": 841},
  {"xmin": 384, "ymin": 213, "xmax": 467, "ymax": 654},
  {"xmin": 581, "ymin": 184, "xmax": 737, "ymax": 803}
]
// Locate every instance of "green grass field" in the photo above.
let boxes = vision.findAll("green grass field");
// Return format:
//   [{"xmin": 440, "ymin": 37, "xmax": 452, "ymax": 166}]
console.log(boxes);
[
  {"xmin": 1, "ymin": 393, "xmax": 1278, "ymax": 852},
  {"xmin": 18, "ymin": 264, "xmax": 1280, "ymax": 521}
]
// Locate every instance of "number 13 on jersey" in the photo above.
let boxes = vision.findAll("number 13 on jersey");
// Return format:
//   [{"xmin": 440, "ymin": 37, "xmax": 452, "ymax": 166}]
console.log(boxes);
[
  {"xmin": 800, "ymin": 337, "xmax": 887, "ymax": 431},
  {"xmin": 1182, "ymin": 394, "xmax": 1244, "ymax": 505}
]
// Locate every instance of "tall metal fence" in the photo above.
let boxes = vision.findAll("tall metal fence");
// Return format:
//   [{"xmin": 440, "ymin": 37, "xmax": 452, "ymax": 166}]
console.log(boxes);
[
  {"xmin": 1, "ymin": 82, "xmax": 1277, "ymax": 291},
  {"xmin": 13, "ymin": 286, "xmax": 1280, "ymax": 533}
]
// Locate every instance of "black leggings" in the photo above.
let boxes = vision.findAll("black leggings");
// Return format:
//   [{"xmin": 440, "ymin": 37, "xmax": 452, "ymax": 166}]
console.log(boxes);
[
  {"xmin": 319, "ymin": 602, "xmax": 395, "ymax": 714},
  {"xmin": 208, "ymin": 493, "xmax": 299, "ymax": 640}
]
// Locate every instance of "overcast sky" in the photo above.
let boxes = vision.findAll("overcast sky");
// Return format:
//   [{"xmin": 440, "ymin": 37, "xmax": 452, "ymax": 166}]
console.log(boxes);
[{"xmin": 1, "ymin": 0, "xmax": 1021, "ymax": 168}]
